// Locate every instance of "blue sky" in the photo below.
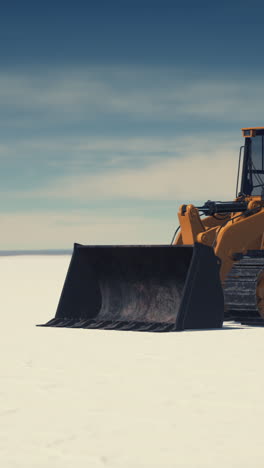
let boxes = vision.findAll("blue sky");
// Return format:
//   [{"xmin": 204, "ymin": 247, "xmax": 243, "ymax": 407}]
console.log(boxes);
[{"xmin": 1, "ymin": 2, "xmax": 264, "ymax": 248}]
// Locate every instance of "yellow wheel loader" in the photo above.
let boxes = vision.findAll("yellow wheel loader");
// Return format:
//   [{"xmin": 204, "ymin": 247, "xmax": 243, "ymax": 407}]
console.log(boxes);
[{"xmin": 42, "ymin": 127, "xmax": 264, "ymax": 331}]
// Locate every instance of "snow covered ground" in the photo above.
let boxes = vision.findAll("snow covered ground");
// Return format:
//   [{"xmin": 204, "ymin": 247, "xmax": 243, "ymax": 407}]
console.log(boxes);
[{"xmin": 0, "ymin": 255, "xmax": 264, "ymax": 468}]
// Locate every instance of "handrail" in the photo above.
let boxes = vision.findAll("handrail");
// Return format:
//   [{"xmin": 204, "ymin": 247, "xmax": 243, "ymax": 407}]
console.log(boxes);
[{"xmin": 236, "ymin": 145, "xmax": 244, "ymax": 197}]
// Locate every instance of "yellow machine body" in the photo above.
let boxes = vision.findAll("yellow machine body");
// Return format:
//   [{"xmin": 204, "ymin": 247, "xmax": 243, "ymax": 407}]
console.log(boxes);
[{"xmin": 175, "ymin": 196, "xmax": 264, "ymax": 282}]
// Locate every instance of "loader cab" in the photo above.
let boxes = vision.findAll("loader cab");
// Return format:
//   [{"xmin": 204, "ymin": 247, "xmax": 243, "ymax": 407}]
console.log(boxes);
[{"xmin": 240, "ymin": 127, "xmax": 264, "ymax": 196}]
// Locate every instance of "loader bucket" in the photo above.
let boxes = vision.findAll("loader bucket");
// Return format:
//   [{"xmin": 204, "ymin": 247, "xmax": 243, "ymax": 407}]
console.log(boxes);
[{"xmin": 41, "ymin": 242, "xmax": 224, "ymax": 332}]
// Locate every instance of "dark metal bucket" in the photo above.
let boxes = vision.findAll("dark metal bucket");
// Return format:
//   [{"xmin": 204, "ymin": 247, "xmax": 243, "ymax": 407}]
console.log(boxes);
[{"xmin": 41, "ymin": 242, "xmax": 224, "ymax": 332}]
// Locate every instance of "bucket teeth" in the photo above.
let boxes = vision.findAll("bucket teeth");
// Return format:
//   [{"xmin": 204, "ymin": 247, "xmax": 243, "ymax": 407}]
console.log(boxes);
[
  {"xmin": 83, "ymin": 320, "xmax": 175, "ymax": 332},
  {"xmin": 116, "ymin": 321, "xmax": 140, "ymax": 330},
  {"xmin": 54, "ymin": 318, "xmax": 76, "ymax": 327},
  {"xmin": 156, "ymin": 323, "xmax": 176, "ymax": 332},
  {"xmin": 82, "ymin": 320, "xmax": 110, "ymax": 329},
  {"xmin": 140, "ymin": 322, "xmax": 162, "ymax": 331},
  {"xmin": 38, "ymin": 318, "xmax": 64, "ymax": 327},
  {"xmin": 39, "ymin": 318, "xmax": 177, "ymax": 332},
  {"xmin": 68, "ymin": 319, "xmax": 93, "ymax": 328},
  {"xmin": 102, "ymin": 321, "xmax": 126, "ymax": 330}
]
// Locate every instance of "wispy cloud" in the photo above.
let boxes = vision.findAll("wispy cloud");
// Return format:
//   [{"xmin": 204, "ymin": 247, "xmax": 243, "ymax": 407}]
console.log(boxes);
[
  {"xmin": 0, "ymin": 67, "xmax": 263, "ymax": 126},
  {"xmin": 8, "ymin": 143, "xmax": 238, "ymax": 203}
]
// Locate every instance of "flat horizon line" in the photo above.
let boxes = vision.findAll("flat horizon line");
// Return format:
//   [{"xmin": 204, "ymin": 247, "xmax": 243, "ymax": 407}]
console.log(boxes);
[{"xmin": 0, "ymin": 249, "xmax": 73, "ymax": 256}]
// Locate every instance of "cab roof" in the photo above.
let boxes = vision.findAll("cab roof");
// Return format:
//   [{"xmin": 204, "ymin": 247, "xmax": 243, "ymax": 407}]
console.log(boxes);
[{"xmin": 242, "ymin": 127, "xmax": 264, "ymax": 137}]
